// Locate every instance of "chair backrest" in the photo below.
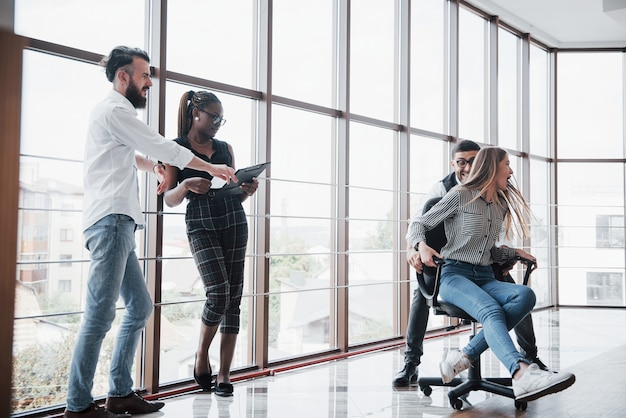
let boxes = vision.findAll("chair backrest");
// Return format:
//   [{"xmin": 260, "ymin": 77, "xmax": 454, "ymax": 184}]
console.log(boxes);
[
  {"xmin": 415, "ymin": 196, "xmax": 449, "ymax": 312},
  {"xmin": 420, "ymin": 197, "xmax": 446, "ymax": 280}
]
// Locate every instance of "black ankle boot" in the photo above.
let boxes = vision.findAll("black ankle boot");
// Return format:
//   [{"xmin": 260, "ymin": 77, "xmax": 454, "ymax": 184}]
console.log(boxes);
[{"xmin": 392, "ymin": 362, "xmax": 418, "ymax": 387}]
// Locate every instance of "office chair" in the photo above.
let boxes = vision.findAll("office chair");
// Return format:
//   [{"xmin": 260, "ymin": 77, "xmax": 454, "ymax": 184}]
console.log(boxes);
[{"xmin": 415, "ymin": 196, "xmax": 535, "ymax": 411}]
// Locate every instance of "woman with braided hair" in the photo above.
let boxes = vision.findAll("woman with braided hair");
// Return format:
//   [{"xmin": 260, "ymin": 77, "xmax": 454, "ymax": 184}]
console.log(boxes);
[{"xmin": 163, "ymin": 90, "xmax": 258, "ymax": 397}]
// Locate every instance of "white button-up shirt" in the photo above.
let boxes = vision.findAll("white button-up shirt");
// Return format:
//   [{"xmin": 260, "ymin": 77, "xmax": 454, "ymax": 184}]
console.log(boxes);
[{"xmin": 83, "ymin": 90, "xmax": 194, "ymax": 230}]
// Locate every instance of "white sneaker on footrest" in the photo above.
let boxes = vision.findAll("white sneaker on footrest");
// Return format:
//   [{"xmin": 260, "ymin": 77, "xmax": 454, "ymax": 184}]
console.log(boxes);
[
  {"xmin": 439, "ymin": 349, "xmax": 472, "ymax": 384},
  {"xmin": 513, "ymin": 363, "xmax": 575, "ymax": 402}
]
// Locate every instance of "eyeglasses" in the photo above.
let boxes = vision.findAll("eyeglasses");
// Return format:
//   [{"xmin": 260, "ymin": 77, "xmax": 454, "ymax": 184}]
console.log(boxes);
[
  {"xmin": 455, "ymin": 157, "xmax": 475, "ymax": 168},
  {"xmin": 198, "ymin": 109, "xmax": 227, "ymax": 127}
]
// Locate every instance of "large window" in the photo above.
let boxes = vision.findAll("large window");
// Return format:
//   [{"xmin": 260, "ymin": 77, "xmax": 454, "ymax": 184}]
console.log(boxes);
[
  {"xmin": 14, "ymin": 51, "xmax": 123, "ymax": 412},
  {"xmin": 268, "ymin": 105, "xmax": 335, "ymax": 359},
  {"xmin": 556, "ymin": 51, "xmax": 625, "ymax": 307},
  {"xmin": 10, "ymin": 1, "xmax": 626, "ymax": 416}
]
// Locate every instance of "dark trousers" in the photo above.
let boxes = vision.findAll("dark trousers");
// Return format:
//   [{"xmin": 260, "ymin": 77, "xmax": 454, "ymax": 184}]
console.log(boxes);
[{"xmin": 403, "ymin": 270, "xmax": 538, "ymax": 365}]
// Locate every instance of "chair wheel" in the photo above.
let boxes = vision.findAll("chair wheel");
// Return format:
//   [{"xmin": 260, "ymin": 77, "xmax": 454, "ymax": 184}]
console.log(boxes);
[
  {"xmin": 420, "ymin": 385, "xmax": 432, "ymax": 396},
  {"xmin": 515, "ymin": 400, "xmax": 527, "ymax": 410},
  {"xmin": 450, "ymin": 397, "xmax": 463, "ymax": 410}
]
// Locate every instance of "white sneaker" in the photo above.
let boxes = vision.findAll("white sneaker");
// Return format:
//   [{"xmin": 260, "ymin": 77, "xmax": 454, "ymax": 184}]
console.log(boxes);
[
  {"xmin": 439, "ymin": 349, "xmax": 472, "ymax": 384},
  {"xmin": 513, "ymin": 363, "xmax": 576, "ymax": 402}
]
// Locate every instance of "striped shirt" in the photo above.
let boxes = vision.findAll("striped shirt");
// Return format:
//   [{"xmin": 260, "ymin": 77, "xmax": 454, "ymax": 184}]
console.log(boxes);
[{"xmin": 406, "ymin": 187, "xmax": 515, "ymax": 266}]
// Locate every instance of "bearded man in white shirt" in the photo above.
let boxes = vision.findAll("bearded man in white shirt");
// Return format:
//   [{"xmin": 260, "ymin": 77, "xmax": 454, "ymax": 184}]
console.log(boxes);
[{"xmin": 64, "ymin": 46, "xmax": 237, "ymax": 418}]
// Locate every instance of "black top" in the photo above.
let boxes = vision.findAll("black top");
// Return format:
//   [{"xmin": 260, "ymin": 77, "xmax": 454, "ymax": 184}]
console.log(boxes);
[{"xmin": 173, "ymin": 136, "xmax": 233, "ymax": 199}]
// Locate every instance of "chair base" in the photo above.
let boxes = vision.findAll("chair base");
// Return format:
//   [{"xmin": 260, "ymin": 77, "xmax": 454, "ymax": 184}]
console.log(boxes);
[{"xmin": 417, "ymin": 352, "xmax": 527, "ymax": 411}]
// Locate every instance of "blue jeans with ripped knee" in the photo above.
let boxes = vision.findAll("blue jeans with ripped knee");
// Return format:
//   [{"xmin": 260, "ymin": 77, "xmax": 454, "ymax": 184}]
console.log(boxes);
[{"xmin": 439, "ymin": 259, "xmax": 536, "ymax": 376}]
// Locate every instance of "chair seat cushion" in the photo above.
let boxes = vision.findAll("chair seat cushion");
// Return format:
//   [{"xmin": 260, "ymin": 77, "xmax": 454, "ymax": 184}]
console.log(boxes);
[{"xmin": 436, "ymin": 301, "xmax": 476, "ymax": 322}]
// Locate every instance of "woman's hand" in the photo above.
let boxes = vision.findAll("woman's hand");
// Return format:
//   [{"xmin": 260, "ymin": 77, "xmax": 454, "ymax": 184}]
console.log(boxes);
[
  {"xmin": 418, "ymin": 241, "xmax": 442, "ymax": 269},
  {"xmin": 406, "ymin": 245, "xmax": 424, "ymax": 274},
  {"xmin": 154, "ymin": 164, "xmax": 169, "ymax": 195},
  {"xmin": 182, "ymin": 177, "xmax": 212, "ymax": 195},
  {"xmin": 240, "ymin": 177, "xmax": 259, "ymax": 197},
  {"xmin": 515, "ymin": 249, "xmax": 537, "ymax": 270}
]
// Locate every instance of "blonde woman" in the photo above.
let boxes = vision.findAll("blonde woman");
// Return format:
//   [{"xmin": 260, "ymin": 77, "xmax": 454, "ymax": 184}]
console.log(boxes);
[{"xmin": 406, "ymin": 147, "xmax": 575, "ymax": 402}]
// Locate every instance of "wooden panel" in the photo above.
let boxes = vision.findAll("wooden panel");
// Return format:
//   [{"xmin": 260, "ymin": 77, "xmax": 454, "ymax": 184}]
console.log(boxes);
[{"xmin": 0, "ymin": 30, "xmax": 25, "ymax": 418}]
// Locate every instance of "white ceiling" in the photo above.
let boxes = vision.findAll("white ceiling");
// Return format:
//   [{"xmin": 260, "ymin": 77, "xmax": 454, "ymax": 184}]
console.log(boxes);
[{"xmin": 467, "ymin": 0, "xmax": 626, "ymax": 48}]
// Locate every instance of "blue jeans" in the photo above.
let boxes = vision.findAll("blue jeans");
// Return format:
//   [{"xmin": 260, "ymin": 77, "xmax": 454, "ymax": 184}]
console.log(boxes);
[
  {"xmin": 66, "ymin": 214, "xmax": 153, "ymax": 411},
  {"xmin": 439, "ymin": 260, "xmax": 536, "ymax": 376}
]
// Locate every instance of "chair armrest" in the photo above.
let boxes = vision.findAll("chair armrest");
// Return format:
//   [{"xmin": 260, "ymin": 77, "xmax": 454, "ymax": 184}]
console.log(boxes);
[
  {"xmin": 417, "ymin": 256, "xmax": 444, "ymax": 305},
  {"xmin": 515, "ymin": 256, "xmax": 536, "ymax": 286}
]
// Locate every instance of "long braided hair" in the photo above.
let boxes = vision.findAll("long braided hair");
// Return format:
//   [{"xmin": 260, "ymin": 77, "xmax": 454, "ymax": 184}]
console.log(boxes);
[{"xmin": 177, "ymin": 90, "xmax": 222, "ymax": 137}]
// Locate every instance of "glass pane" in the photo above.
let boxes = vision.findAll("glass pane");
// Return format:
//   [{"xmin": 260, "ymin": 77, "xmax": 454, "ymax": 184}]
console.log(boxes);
[
  {"xmin": 349, "ymin": 123, "xmax": 394, "ymax": 189},
  {"xmin": 14, "ymin": 0, "xmax": 144, "ymax": 54},
  {"xmin": 350, "ymin": 0, "xmax": 395, "ymax": 121},
  {"xmin": 268, "ymin": 104, "xmax": 334, "ymax": 361},
  {"xmin": 21, "ymin": 51, "xmax": 110, "ymax": 161},
  {"xmin": 407, "ymin": 135, "xmax": 448, "ymax": 330},
  {"xmin": 267, "ymin": 262, "xmax": 333, "ymax": 361},
  {"xmin": 167, "ymin": 0, "xmax": 255, "ymax": 88},
  {"xmin": 498, "ymin": 28, "xmax": 520, "ymax": 150},
  {"xmin": 271, "ymin": 105, "xmax": 333, "ymax": 183},
  {"xmin": 529, "ymin": 159, "xmax": 551, "ymax": 307},
  {"xmin": 348, "ymin": 268, "xmax": 394, "ymax": 345},
  {"xmin": 409, "ymin": 135, "xmax": 447, "ymax": 206},
  {"xmin": 273, "ymin": 0, "xmax": 334, "ymax": 106},
  {"xmin": 349, "ymin": 191, "xmax": 394, "ymax": 248},
  {"xmin": 529, "ymin": 44, "xmax": 549, "ymax": 157},
  {"xmin": 15, "ymin": 46, "xmax": 161, "ymax": 414},
  {"xmin": 272, "ymin": 181, "xmax": 332, "ymax": 219},
  {"xmin": 16, "ymin": 207, "xmax": 88, "ymax": 315},
  {"xmin": 411, "ymin": 0, "xmax": 446, "ymax": 134},
  {"xmin": 458, "ymin": 7, "xmax": 487, "ymax": 142},
  {"xmin": 12, "ymin": 311, "xmax": 119, "ymax": 414},
  {"xmin": 557, "ymin": 162, "xmax": 625, "ymax": 306},
  {"xmin": 159, "ymin": 299, "xmax": 252, "ymax": 385},
  {"xmin": 557, "ymin": 52, "xmax": 624, "ymax": 159}
]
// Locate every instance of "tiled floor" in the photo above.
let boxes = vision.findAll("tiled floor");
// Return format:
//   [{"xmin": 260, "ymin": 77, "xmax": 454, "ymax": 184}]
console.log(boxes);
[{"xmin": 142, "ymin": 308, "xmax": 626, "ymax": 417}]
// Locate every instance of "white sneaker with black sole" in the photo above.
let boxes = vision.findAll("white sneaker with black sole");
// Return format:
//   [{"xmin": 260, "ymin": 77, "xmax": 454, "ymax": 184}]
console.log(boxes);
[
  {"xmin": 513, "ymin": 363, "xmax": 576, "ymax": 402},
  {"xmin": 439, "ymin": 349, "xmax": 472, "ymax": 384}
]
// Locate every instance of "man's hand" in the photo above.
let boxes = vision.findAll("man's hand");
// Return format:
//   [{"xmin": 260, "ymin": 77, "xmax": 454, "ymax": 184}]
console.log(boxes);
[
  {"xmin": 154, "ymin": 164, "xmax": 169, "ymax": 195},
  {"xmin": 209, "ymin": 164, "xmax": 238, "ymax": 183},
  {"xmin": 406, "ymin": 245, "xmax": 424, "ymax": 274}
]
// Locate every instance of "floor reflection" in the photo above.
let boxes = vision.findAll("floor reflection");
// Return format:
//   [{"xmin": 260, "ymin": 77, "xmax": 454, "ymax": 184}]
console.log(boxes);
[{"xmin": 146, "ymin": 308, "xmax": 626, "ymax": 417}]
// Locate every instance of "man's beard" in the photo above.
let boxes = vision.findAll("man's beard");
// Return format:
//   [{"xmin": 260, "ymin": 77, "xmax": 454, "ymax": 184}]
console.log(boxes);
[{"xmin": 126, "ymin": 79, "xmax": 147, "ymax": 108}]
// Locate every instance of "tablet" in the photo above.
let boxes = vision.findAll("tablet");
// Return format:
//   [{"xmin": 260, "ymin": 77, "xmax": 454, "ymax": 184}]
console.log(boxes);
[{"xmin": 209, "ymin": 162, "xmax": 270, "ymax": 199}]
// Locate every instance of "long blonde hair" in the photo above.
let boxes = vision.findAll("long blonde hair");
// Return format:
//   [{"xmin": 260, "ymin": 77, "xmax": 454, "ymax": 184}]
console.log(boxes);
[{"xmin": 462, "ymin": 147, "xmax": 532, "ymax": 240}]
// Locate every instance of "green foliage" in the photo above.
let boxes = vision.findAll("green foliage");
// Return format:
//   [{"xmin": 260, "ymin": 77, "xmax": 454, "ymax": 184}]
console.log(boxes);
[
  {"xmin": 12, "ymin": 326, "xmax": 114, "ymax": 413},
  {"xmin": 363, "ymin": 210, "xmax": 393, "ymax": 250}
]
